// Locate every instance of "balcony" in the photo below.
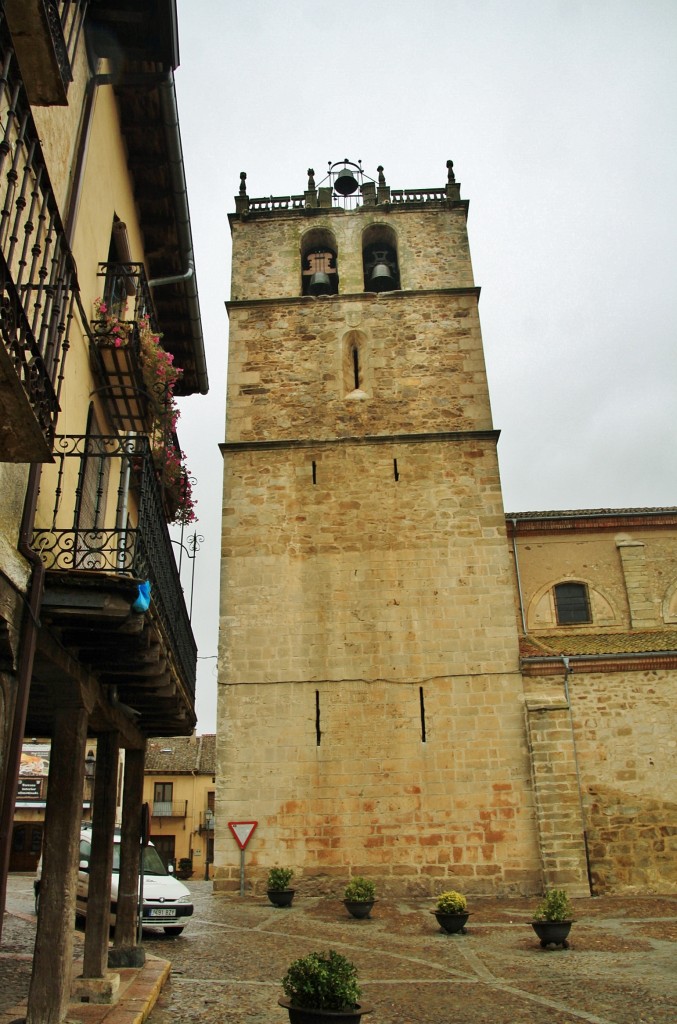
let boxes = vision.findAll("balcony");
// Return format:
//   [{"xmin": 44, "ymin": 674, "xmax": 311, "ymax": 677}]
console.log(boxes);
[
  {"xmin": 152, "ymin": 801, "xmax": 188, "ymax": 819},
  {"xmin": 0, "ymin": 27, "xmax": 79, "ymax": 462},
  {"xmin": 90, "ymin": 262, "xmax": 158, "ymax": 433},
  {"xmin": 30, "ymin": 433, "xmax": 197, "ymax": 734},
  {"xmin": 3, "ymin": 1, "xmax": 86, "ymax": 106}
]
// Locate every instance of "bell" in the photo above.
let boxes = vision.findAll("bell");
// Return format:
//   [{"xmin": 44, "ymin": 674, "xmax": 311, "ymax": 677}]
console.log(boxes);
[
  {"xmin": 369, "ymin": 262, "xmax": 396, "ymax": 291},
  {"xmin": 308, "ymin": 271, "xmax": 332, "ymax": 295},
  {"xmin": 334, "ymin": 167, "xmax": 359, "ymax": 196}
]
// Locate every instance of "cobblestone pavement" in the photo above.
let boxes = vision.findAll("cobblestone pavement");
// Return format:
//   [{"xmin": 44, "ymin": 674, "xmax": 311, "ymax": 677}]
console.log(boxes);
[{"xmin": 3, "ymin": 876, "xmax": 677, "ymax": 1024}]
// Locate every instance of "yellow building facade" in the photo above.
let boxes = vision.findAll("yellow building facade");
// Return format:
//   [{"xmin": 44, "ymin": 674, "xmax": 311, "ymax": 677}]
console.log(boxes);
[
  {"xmin": 144, "ymin": 735, "xmax": 216, "ymax": 880},
  {"xmin": 0, "ymin": 4, "xmax": 207, "ymax": 1019}
]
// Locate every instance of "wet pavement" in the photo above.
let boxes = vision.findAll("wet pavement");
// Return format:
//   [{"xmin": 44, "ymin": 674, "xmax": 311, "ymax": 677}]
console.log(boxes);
[{"xmin": 2, "ymin": 874, "xmax": 676, "ymax": 1023}]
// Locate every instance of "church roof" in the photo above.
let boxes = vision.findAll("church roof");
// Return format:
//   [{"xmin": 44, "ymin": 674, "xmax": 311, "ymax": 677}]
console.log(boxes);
[{"xmin": 520, "ymin": 629, "xmax": 677, "ymax": 659}]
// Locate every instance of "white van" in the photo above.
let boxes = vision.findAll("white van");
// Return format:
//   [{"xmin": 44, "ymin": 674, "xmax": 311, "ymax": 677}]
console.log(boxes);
[{"xmin": 34, "ymin": 825, "xmax": 194, "ymax": 936}]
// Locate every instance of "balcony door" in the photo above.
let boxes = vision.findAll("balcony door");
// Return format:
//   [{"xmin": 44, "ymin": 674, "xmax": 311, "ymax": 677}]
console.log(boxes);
[{"xmin": 75, "ymin": 408, "xmax": 111, "ymax": 568}]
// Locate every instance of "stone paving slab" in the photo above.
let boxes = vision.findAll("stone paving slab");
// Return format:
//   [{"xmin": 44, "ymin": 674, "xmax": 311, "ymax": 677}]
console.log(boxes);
[{"xmin": 3, "ymin": 876, "xmax": 676, "ymax": 1024}]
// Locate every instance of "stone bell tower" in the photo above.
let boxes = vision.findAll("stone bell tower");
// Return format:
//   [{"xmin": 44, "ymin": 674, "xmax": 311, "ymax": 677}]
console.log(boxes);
[{"xmin": 215, "ymin": 160, "xmax": 542, "ymax": 896}]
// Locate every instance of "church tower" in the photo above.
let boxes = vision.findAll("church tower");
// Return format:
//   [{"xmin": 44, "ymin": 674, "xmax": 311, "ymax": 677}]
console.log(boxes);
[{"xmin": 216, "ymin": 161, "xmax": 542, "ymax": 896}]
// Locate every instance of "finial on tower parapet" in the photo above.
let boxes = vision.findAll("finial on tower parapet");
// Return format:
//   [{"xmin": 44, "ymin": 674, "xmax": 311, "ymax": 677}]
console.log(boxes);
[
  {"xmin": 377, "ymin": 165, "xmax": 386, "ymax": 186},
  {"xmin": 446, "ymin": 159, "xmax": 455, "ymax": 184},
  {"xmin": 307, "ymin": 168, "xmax": 315, "ymax": 190},
  {"xmin": 239, "ymin": 171, "xmax": 247, "ymax": 195}
]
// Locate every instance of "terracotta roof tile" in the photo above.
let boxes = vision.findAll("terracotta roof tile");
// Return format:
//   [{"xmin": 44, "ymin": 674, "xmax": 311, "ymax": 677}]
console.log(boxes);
[
  {"xmin": 145, "ymin": 734, "xmax": 216, "ymax": 774},
  {"xmin": 520, "ymin": 630, "xmax": 677, "ymax": 658}
]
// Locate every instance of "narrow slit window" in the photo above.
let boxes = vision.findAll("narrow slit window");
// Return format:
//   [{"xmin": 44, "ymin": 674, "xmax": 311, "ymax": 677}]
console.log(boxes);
[
  {"xmin": 352, "ymin": 346, "xmax": 360, "ymax": 390},
  {"xmin": 419, "ymin": 686, "xmax": 426, "ymax": 742},
  {"xmin": 393, "ymin": 459, "xmax": 399, "ymax": 481},
  {"xmin": 312, "ymin": 461, "xmax": 317, "ymax": 485},
  {"xmin": 315, "ymin": 690, "xmax": 321, "ymax": 745}
]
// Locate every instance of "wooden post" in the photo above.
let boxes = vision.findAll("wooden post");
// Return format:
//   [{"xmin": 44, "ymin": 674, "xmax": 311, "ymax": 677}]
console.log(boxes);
[
  {"xmin": 27, "ymin": 706, "xmax": 88, "ymax": 1024},
  {"xmin": 82, "ymin": 731, "xmax": 120, "ymax": 978},
  {"xmin": 109, "ymin": 744, "xmax": 146, "ymax": 967}
]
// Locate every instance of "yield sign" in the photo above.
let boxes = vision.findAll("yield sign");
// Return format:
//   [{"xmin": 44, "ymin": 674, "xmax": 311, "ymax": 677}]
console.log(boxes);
[{"xmin": 228, "ymin": 820, "xmax": 258, "ymax": 850}]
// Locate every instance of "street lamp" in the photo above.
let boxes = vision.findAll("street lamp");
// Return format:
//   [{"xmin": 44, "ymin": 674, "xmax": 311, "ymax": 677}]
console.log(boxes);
[{"xmin": 204, "ymin": 809, "xmax": 213, "ymax": 881}]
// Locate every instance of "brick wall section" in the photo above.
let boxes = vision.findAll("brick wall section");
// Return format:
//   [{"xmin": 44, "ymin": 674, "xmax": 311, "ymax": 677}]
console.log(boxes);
[{"xmin": 524, "ymin": 695, "xmax": 590, "ymax": 896}]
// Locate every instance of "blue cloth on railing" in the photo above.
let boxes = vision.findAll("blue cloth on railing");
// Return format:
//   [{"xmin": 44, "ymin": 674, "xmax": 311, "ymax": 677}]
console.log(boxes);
[{"xmin": 132, "ymin": 579, "xmax": 151, "ymax": 613}]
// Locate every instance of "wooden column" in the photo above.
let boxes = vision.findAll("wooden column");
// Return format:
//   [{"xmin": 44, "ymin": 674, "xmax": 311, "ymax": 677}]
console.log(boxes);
[
  {"xmin": 109, "ymin": 744, "xmax": 146, "ymax": 967},
  {"xmin": 26, "ymin": 706, "xmax": 88, "ymax": 1024},
  {"xmin": 82, "ymin": 731, "xmax": 120, "ymax": 978}
]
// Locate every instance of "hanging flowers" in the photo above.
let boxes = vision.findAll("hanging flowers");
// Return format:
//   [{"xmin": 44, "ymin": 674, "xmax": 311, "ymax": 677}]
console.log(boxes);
[
  {"xmin": 91, "ymin": 298, "xmax": 197, "ymax": 525},
  {"xmin": 93, "ymin": 297, "xmax": 134, "ymax": 348},
  {"xmin": 137, "ymin": 315, "xmax": 197, "ymax": 525}
]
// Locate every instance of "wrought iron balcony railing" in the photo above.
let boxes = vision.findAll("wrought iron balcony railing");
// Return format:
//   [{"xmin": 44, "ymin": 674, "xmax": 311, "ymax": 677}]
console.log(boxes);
[
  {"xmin": 152, "ymin": 800, "xmax": 188, "ymax": 819},
  {"xmin": 90, "ymin": 262, "xmax": 160, "ymax": 433},
  {"xmin": 32, "ymin": 434, "xmax": 197, "ymax": 696},
  {"xmin": 0, "ymin": 27, "xmax": 80, "ymax": 459}
]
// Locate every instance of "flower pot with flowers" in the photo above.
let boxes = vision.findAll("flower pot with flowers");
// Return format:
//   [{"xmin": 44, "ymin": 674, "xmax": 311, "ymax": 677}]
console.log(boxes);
[
  {"xmin": 278, "ymin": 949, "xmax": 372, "ymax": 1024},
  {"xmin": 531, "ymin": 888, "xmax": 574, "ymax": 949},
  {"xmin": 432, "ymin": 889, "xmax": 470, "ymax": 934}
]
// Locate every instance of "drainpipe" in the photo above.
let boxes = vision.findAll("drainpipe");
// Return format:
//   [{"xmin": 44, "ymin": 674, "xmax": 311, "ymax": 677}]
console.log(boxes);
[
  {"xmin": 560, "ymin": 656, "xmax": 595, "ymax": 895},
  {"xmin": 510, "ymin": 518, "xmax": 527, "ymax": 634},
  {"xmin": 148, "ymin": 72, "xmax": 208, "ymax": 396}
]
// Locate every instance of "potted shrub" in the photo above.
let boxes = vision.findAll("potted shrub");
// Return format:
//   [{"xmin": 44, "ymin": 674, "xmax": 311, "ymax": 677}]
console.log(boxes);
[
  {"xmin": 267, "ymin": 866, "xmax": 295, "ymax": 907},
  {"xmin": 278, "ymin": 949, "xmax": 372, "ymax": 1023},
  {"xmin": 531, "ymin": 888, "xmax": 574, "ymax": 948},
  {"xmin": 431, "ymin": 889, "xmax": 470, "ymax": 934},
  {"xmin": 343, "ymin": 877, "xmax": 376, "ymax": 919},
  {"xmin": 176, "ymin": 857, "xmax": 193, "ymax": 879}
]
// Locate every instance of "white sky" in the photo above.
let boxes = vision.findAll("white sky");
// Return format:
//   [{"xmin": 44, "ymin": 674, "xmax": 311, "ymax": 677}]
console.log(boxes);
[{"xmin": 169, "ymin": 0, "xmax": 677, "ymax": 733}]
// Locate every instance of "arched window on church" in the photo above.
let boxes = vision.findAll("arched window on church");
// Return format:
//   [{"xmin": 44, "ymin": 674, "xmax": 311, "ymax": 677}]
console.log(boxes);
[
  {"xmin": 554, "ymin": 582, "xmax": 591, "ymax": 625},
  {"xmin": 362, "ymin": 223, "xmax": 400, "ymax": 292},
  {"xmin": 301, "ymin": 228, "xmax": 338, "ymax": 296}
]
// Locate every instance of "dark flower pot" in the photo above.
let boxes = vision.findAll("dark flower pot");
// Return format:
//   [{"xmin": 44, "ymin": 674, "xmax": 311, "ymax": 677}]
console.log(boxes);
[
  {"xmin": 343, "ymin": 899, "xmax": 376, "ymax": 919},
  {"xmin": 278, "ymin": 997, "xmax": 372, "ymax": 1023},
  {"xmin": 432, "ymin": 910, "xmax": 470, "ymax": 934},
  {"xmin": 531, "ymin": 919, "xmax": 573, "ymax": 948},
  {"xmin": 267, "ymin": 888, "xmax": 295, "ymax": 908}
]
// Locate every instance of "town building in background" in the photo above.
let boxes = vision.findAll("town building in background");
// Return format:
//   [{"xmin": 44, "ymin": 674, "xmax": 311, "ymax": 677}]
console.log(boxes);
[
  {"xmin": 0, "ymin": 2, "xmax": 207, "ymax": 1019},
  {"xmin": 10, "ymin": 741, "xmax": 109, "ymax": 873},
  {"xmin": 216, "ymin": 161, "xmax": 677, "ymax": 899},
  {"xmin": 144, "ymin": 734, "xmax": 215, "ymax": 880}
]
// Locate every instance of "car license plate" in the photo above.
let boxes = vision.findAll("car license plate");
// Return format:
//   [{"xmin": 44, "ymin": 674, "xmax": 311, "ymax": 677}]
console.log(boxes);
[{"xmin": 148, "ymin": 908, "xmax": 176, "ymax": 918}]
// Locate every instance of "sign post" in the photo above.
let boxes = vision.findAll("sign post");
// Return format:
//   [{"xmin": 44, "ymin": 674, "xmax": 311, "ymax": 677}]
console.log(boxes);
[{"xmin": 227, "ymin": 821, "xmax": 258, "ymax": 896}]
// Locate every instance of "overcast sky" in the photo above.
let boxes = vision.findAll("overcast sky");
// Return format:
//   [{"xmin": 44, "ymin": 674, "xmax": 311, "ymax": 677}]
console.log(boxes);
[{"xmin": 169, "ymin": 0, "xmax": 677, "ymax": 733}]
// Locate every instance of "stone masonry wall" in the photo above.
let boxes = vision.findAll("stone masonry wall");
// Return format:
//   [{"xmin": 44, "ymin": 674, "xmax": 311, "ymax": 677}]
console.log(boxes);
[
  {"xmin": 524, "ymin": 668, "xmax": 677, "ymax": 893},
  {"xmin": 216, "ymin": 436, "xmax": 542, "ymax": 894},
  {"xmin": 215, "ymin": 674, "xmax": 541, "ymax": 897},
  {"xmin": 230, "ymin": 204, "xmax": 475, "ymax": 301},
  {"xmin": 225, "ymin": 292, "xmax": 492, "ymax": 444}
]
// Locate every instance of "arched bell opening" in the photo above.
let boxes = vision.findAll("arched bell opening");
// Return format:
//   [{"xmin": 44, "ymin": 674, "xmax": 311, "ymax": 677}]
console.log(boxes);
[
  {"xmin": 362, "ymin": 224, "xmax": 400, "ymax": 292},
  {"xmin": 301, "ymin": 228, "xmax": 339, "ymax": 296}
]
